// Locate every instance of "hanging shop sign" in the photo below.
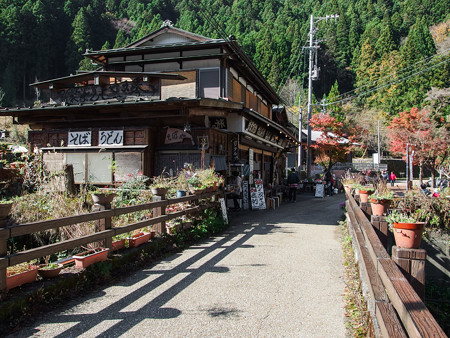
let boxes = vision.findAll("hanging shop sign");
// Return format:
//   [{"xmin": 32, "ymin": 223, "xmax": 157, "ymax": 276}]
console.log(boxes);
[
  {"xmin": 231, "ymin": 135, "xmax": 239, "ymax": 163},
  {"xmin": 99, "ymin": 130, "xmax": 123, "ymax": 146},
  {"xmin": 165, "ymin": 128, "xmax": 194, "ymax": 145},
  {"xmin": 68, "ymin": 131, "xmax": 91, "ymax": 146}
]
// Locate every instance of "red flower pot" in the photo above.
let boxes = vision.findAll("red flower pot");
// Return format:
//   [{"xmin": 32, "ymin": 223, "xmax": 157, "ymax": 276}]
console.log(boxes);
[
  {"xmin": 6, "ymin": 266, "xmax": 39, "ymax": 290},
  {"xmin": 393, "ymin": 222, "xmax": 425, "ymax": 249},
  {"xmin": 370, "ymin": 199, "xmax": 391, "ymax": 216},
  {"xmin": 111, "ymin": 239, "xmax": 126, "ymax": 251},
  {"xmin": 128, "ymin": 232, "xmax": 151, "ymax": 248},
  {"xmin": 73, "ymin": 248, "xmax": 109, "ymax": 268}
]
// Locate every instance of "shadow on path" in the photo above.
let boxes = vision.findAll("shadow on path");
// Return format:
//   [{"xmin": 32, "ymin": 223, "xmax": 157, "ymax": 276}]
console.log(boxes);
[{"xmin": 14, "ymin": 193, "xmax": 345, "ymax": 337}]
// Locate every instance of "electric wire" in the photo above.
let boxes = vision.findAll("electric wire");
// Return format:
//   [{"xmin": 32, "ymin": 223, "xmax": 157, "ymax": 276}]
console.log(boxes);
[
  {"xmin": 327, "ymin": 46, "xmax": 450, "ymax": 103},
  {"xmin": 324, "ymin": 55, "xmax": 450, "ymax": 106}
]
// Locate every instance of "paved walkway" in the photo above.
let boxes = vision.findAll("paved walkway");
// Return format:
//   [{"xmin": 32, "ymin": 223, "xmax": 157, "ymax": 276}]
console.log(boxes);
[{"xmin": 12, "ymin": 193, "xmax": 347, "ymax": 337}]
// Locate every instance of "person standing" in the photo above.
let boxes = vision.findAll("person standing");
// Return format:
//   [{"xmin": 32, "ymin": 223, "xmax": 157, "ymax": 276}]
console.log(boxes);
[
  {"xmin": 389, "ymin": 171, "xmax": 397, "ymax": 187},
  {"xmin": 232, "ymin": 171, "xmax": 242, "ymax": 210},
  {"xmin": 382, "ymin": 170, "xmax": 388, "ymax": 182},
  {"xmin": 287, "ymin": 168, "xmax": 300, "ymax": 202}
]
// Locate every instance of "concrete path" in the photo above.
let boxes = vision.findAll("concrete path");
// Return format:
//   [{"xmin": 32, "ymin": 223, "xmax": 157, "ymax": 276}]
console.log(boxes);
[{"xmin": 11, "ymin": 193, "xmax": 347, "ymax": 337}]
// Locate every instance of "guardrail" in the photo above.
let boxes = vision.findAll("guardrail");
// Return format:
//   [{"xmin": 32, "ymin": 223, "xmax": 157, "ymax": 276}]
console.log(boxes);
[
  {"xmin": 345, "ymin": 192, "xmax": 446, "ymax": 337},
  {"xmin": 0, "ymin": 191, "xmax": 223, "ymax": 294}
]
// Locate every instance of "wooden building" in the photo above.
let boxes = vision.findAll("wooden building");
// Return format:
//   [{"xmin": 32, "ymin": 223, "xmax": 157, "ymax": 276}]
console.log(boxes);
[{"xmin": 1, "ymin": 22, "xmax": 299, "ymax": 186}]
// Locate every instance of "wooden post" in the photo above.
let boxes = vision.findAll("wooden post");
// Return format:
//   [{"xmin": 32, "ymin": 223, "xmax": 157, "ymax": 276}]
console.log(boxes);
[
  {"xmin": 92, "ymin": 202, "xmax": 112, "ymax": 251},
  {"xmin": 64, "ymin": 164, "xmax": 76, "ymax": 196},
  {"xmin": 360, "ymin": 202, "xmax": 372, "ymax": 220},
  {"xmin": 0, "ymin": 216, "xmax": 8, "ymax": 295},
  {"xmin": 392, "ymin": 246, "xmax": 426, "ymax": 300},
  {"xmin": 152, "ymin": 193, "xmax": 166, "ymax": 235},
  {"xmin": 371, "ymin": 215, "xmax": 388, "ymax": 249}
]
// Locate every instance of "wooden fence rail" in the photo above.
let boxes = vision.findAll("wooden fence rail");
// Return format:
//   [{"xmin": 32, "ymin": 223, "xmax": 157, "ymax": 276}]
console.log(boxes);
[
  {"xmin": 345, "ymin": 192, "xmax": 446, "ymax": 337},
  {"xmin": 0, "ymin": 191, "xmax": 223, "ymax": 293}
]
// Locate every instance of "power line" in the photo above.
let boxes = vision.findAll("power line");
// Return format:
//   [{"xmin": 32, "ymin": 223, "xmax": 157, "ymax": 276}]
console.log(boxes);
[
  {"xmin": 324, "ymin": 55, "xmax": 450, "ymax": 106},
  {"xmin": 276, "ymin": 34, "xmax": 309, "ymax": 95},
  {"xmin": 329, "ymin": 47, "xmax": 450, "ymax": 103}
]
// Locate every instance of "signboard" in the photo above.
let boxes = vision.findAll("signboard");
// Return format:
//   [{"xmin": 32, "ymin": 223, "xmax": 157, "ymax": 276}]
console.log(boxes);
[
  {"xmin": 242, "ymin": 180, "xmax": 249, "ymax": 210},
  {"xmin": 250, "ymin": 179, "xmax": 266, "ymax": 210},
  {"xmin": 315, "ymin": 183, "xmax": 325, "ymax": 198},
  {"xmin": 165, "ymin": 128, "xmax": 193, "ymax": 145},
  {"xmin": 99, "ymin": 130, "xmax": 123, "ymax": 146},
  {"xmin": 219, "ymin": 198, "xmax": 228, "ymax": 224},
  {"xmin": 231, "ymin": 137, "xmax": 239, "ymax": 163},
  {"xmin": 68, "ymin": 131, "xmax": 91, "ymax": 146},
  {"xmin": 210, "ymin": 117, "xmax": 227, "ymax": 129}
]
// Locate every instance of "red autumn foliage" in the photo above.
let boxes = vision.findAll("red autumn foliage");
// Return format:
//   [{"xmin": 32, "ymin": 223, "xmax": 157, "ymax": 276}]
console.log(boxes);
[
  {"xmin": 309, "ymin": 113, "xmax": 355, "ymax": 170},
  {"xmin": 387, "ymin": 107, "xmax": 449, "ymax": 183}
]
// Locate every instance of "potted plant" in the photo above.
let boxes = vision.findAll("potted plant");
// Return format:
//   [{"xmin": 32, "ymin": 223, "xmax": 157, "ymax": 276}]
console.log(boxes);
[
  {"xmin": 38, "ymin": 262, "xmax": 63, "ymax": 279},
  {"xmin": 73, "ymin": 248, "xmax": 109, "ymax": 268},
  {"xmin": 128, "ymin": 231, "xmax": 151, "ymax": 248},
  {"xmin": 341, "ymin": 172, "xmax": 361, "ymax": 194},
  {"xmin": 0, "ymin": 199, "xmax": 13, "ymax": 219},
  {"xmin": 91, "ymin": 190, "xmax": 116, "ymax": 205},
  {"xmin": 369, "ymin": 181, "xmax": 395, "ymax": 216},
  {"xmin": 187, "ymin": 175, "xmax": 203, "ymax": 194},
  {"xmin": 150, "ymin": 171, "xmax": 173, "ymax": 196},
  {"xmin": 386, "ymin": 211, "xmax": 425, "ymax": 249},
  {"xmin": 6, "ymin": 262, "xmax": 39, "ymax": 290},
  {"xmin": 111, "ymin": 233, "xmax": 129, "ymax": 251},
  {"xmin": 354, "ymin": 184, "xmax": 375, "ymax": 203}
]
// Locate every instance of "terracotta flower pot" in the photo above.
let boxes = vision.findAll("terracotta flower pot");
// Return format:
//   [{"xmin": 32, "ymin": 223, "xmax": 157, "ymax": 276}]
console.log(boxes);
[
  {"xmin": 149, "ymin": 230, "xmax": 156, "ymax": 239},
  {"xmin": 73, "ymin": 248, "xmax": 109, "ymax": 268},
  {"xmin": 6, "ymin": 266, "xmax": 39, "ymax": 290},
  {"xmin": 38, "ymin": 264, "xmax": 63, "ymax": 279},
  {"xmin": 0, "ymin": 203, "xmax": 12, "ymax": 219},
  {"xmin": 111, "ymin": 239, "xmax": 126, "ymax": 251},
  {"xmin": 393, "ymin": 222, "xmax": 425, "ymax": 249},
  {"xmin": 128, "ymin": 232, "xmax": 151, "ymax": 248},
  {"xmin": 370, "ymin": 199, "xmax": 392, "ymax": 216},
  {"xmin": 359, "ymin": 190, "xmax": 373, "ymax": 203}
]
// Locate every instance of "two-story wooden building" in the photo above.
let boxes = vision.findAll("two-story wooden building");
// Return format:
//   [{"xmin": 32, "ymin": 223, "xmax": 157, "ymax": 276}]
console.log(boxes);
[{"xmin": 1, "ymin": 22, "xmax": 299, "ymax": 186}]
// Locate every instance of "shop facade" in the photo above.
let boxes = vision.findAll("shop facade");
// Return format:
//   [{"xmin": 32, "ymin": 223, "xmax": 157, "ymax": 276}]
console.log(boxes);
[{"xmin": 1, "ymin": 22, "xmax": 299, "ymax": 186}]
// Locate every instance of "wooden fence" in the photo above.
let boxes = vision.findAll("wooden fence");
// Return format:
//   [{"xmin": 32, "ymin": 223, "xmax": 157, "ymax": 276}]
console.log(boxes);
[
  {"xmin": 0, "ymin": 191, "xmax": 223, "ymax": 293},
  {"xmin": 345, "ymin": 192, "xmax": 446, "ymax": 337}
]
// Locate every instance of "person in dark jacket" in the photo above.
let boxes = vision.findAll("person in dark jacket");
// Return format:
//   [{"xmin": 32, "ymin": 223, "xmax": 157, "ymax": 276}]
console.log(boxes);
[{"xmin": 287, "ymin": 168, "xmax": 300, "ymax": 202}]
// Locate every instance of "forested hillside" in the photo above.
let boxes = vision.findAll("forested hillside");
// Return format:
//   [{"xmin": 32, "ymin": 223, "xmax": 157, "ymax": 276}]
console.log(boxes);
[{"xmin": 0, "ymin": 0, "xmax": 449, "ymax": 118}]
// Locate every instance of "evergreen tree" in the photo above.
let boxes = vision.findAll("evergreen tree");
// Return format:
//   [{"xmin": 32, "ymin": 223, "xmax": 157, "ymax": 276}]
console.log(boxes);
[
  {"xmin": 375, "ymin": 17, "xmax": 395, "ymax": 58},
  {"xmin": 327, "ymin": 80, "xmax": 344, "ymax": 121}
]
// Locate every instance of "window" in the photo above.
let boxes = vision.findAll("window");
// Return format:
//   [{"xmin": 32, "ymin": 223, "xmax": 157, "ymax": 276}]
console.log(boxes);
[{"xmin": 199, "ymin": 68, "xmax": 220, "ymax": 99}]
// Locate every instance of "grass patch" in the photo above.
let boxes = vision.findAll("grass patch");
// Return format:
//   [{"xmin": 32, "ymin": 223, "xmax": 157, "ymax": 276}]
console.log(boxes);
[{"xmin": 340, "ymin": 220, "xmax": 374, "ymax": 337}]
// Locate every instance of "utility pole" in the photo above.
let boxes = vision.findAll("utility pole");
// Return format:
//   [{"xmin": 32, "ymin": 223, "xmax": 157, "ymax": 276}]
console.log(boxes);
[
  {"xmin": 377, "ymin": 119, "xmax": 381, "ymax": 165},
  {"xmin": 298, "ymin": 94, "xmax": 303, "ymax": 170},
  {"xmin": 305, "ymin": 14, "xmax": 339, "ymax": 178},
  {"xmin": 406, "ymin": 143, "xmax": 409, "ymax": 193}
]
